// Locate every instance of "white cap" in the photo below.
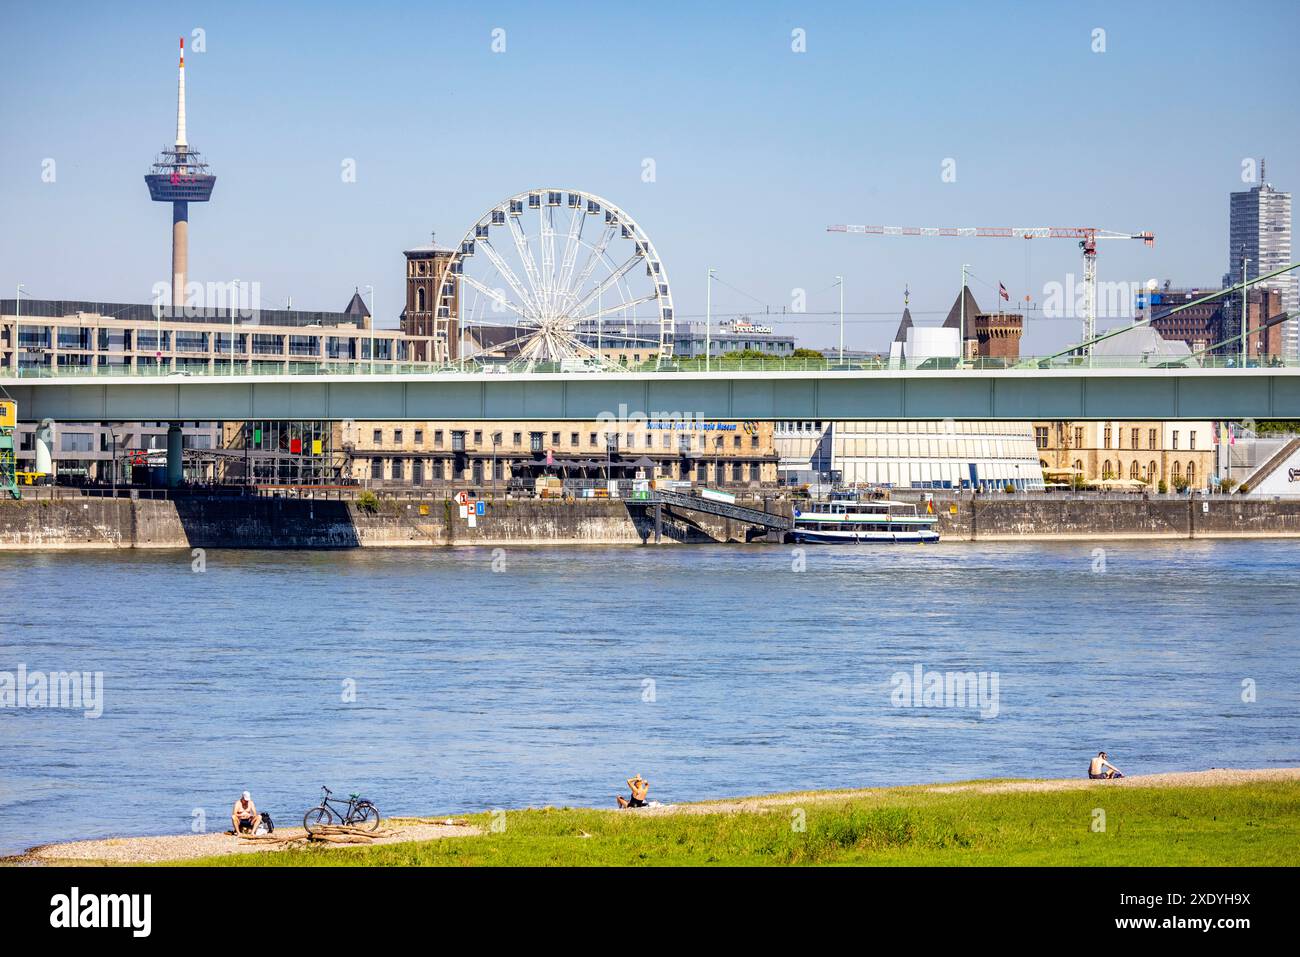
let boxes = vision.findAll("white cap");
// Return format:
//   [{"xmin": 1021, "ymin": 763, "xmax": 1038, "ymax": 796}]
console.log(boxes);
[{"xmin": 242, "ymin": 790, "xmax": 251, "ymax": 800}]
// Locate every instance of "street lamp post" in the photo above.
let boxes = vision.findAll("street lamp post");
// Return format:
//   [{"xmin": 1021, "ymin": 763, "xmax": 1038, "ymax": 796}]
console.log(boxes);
[
  {"xmin": 492, "ymin": 432, "xmax": 500, "ymax": 499},
  {"xmin": 1240, "ymin": 247, "xmax": 1250, "ymax": 367},
  {"xmin": 154, "ymin": 284, "xmax": 165, "ymax": 374},
  {"xmin": 15, "ymin": 284, "xmax": 25, "ymax": 373},
  {"xmin": 959, "ymin": 264, "xmax": 971, "ymax": 367},
  {"xmin": 109, "ymin": 426, "xmax": 119, "ymax": 498},
  {"xmin": 365, "ymin": 284, "xmax": 375, "ymax": 374},
  {"xmin": 705, "ymin": 268, "xmax": 715, "ymax": 372},
  {"xmin": 835, "ymin": 276, "xmax": 844, "ymax": 367},
  {"xmin": 230, "ymin": 278, "xmax": 239, "ymax": 375}
]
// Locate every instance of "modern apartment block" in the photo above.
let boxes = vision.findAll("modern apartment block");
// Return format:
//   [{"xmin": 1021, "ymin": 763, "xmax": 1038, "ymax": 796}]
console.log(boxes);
[{"xmin": 0, "ymin": 295, "xmax": 440, "ymax": 374}]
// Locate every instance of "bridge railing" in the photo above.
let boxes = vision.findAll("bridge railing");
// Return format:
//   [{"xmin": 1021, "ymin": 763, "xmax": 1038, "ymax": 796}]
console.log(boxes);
[{"xmin": 7, "ymin": 354, "xmax": 1299, "ymax": 378}]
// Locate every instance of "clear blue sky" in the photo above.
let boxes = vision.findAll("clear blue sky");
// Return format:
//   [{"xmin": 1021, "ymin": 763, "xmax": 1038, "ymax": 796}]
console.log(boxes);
[{"xmin": 2, "ymin": 0, "xmax": 1297, "ymax": 353}]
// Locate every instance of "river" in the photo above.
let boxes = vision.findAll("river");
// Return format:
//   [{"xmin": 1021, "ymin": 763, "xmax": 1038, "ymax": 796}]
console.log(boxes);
[{"xmin": 1, "ymin": 540, "xmax": 1298, "ymax": 856}]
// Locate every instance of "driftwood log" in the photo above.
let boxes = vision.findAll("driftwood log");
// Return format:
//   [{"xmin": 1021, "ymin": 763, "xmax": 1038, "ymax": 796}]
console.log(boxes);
[
  {"xmin": 305, "ymin": 823, "xmax": 395, "ymax": 843},
  {"xmin": 236, "ymin": 833, "xmax": 307, "ymax": 846},
  {"xmin": 233, "ymin": 821, "xmax": 396, "ymax": 846}
]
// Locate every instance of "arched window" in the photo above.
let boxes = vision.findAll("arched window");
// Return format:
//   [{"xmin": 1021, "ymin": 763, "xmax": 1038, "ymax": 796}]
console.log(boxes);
[
  {"xmin": 1130, "ymin": 461, "xmax": 1140, "ymax": 480},
  {"xmin": 1149, "ymin": 460, "xmax": 1157, "ymax": 481},
  {"xmin": 416, "ymin": 287, "xmax": 426, "ymax": 312},
  {"xmin": 1186, "ymin": 462, "xmax": 1196, "ymax": 486},
  {"xmin": 1172, "ymin": 461, "xmax": 1182, "ymax": 482},
  {"xmin": 1102, "ymin": 460, "xmax": 1112, "ymax": 479},
  {"xmin": 1073, "ymin": 459, "xmax": 1083, "ymax": 473}
]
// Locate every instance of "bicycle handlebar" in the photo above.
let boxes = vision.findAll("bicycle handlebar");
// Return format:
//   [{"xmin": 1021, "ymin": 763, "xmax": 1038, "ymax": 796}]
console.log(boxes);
[{"xmin": 321, "ymin": 785, "xmax": 332, "ymax": 796}]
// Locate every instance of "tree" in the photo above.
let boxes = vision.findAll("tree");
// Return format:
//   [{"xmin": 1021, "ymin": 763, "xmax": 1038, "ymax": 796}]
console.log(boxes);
[
  {"xmin": 791, "ymin": 348, "xmax": 824, "ymax": 359},
  {"xmin": 720, "ymin": 349, "xmax": 770, "ymax": 360},
  {"xmin": 1250, "ymin": 420, "xmax": 1300, "ymax": 435}
]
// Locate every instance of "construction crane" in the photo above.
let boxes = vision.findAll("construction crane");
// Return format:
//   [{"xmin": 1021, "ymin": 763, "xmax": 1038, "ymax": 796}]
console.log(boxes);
[{"xmin": 827, "ymin": 224, "xmax": 1155, "ymax": 357}]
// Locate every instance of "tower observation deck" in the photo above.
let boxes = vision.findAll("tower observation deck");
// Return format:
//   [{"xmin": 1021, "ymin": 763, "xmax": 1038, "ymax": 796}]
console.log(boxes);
[{"xmin": 144, "ymin": 38, "xmax": 216, "ymax": 310}]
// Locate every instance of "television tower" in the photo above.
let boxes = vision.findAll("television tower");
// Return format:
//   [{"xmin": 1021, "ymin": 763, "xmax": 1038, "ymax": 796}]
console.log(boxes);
[{"xmin": 145, "ymin": 37, "xmax": 216, "ymax": 310}]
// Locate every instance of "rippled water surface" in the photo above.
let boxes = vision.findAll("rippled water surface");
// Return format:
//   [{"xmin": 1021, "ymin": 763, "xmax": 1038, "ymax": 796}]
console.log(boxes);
[{"xmin": 2, "ymin": 541, "xmax": 1298, "ymax": 856}]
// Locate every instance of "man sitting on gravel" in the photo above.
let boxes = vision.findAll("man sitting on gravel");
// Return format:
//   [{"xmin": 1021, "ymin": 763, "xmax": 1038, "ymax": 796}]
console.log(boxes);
[
  {"xmin": 1089, "ymin": 752, "xmax": 1123, "ymax": 779},
  {"xmin": 231, "ymin": 791, "xmax": 263, "ymax": 834}
]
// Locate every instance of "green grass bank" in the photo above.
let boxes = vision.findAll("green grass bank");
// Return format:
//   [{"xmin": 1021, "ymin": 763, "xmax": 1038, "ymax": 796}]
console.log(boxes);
[{"xmin": 182, "ymin": 778, "xmax": 1300, "ymax": 867}]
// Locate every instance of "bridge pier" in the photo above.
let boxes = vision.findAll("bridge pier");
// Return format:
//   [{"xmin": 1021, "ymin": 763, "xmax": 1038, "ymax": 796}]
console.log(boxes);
[
  {"xmin": 166, "ymin": 424, "xmax": 183, "ymax": 488},
  {"xmin": 654, "ymin": 502, "xmax": 662, "ymax": 544}
]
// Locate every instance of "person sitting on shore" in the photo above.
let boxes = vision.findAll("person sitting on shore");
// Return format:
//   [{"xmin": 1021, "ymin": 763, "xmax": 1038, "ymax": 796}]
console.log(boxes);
[
  {"xmin": 1088, "ymin": 752, "xmax": 1123, "ymax": 779},
  {"xmin": 231, "ymin": 791, "xmax": 262, "ymax": 833},
  {"xmin": 616, "ymin": 775, "xmax": 650, "ymax": 809}
]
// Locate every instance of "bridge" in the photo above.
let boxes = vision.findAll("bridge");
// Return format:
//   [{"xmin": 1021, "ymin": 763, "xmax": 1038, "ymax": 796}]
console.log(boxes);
[{"xmin": 3, "ymin": 365, "xmax": 1300, "ymax": 423}]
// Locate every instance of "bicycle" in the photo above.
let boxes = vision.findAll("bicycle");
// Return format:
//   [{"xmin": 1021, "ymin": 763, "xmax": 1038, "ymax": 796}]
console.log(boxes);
[{"xmin": 302, "ymin": 785, "xmax": 381, "ymax": 833}]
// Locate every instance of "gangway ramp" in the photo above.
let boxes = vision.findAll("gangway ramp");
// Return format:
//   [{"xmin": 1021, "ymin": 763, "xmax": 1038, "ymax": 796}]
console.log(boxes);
[{"xmin": 649, "ymin": 489, "xmax": 791, "ymax": 531}]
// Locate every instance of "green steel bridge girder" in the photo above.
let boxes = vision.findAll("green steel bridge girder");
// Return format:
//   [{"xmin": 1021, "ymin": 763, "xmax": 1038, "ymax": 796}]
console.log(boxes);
[{"xmin": 3, "ymin": 369, "xmax": 1300, "ymax": 423}]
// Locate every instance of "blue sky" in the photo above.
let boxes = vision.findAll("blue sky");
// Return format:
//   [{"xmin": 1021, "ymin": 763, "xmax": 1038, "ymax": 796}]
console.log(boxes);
[{"xmin": 2, "ymin": 0, "xmax": 1297, "ymax": 353}]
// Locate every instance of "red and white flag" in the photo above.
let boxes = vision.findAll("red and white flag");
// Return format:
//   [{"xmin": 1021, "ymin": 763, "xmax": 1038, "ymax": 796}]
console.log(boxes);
[{"xmin": 999, "ymin": 282, "xmax": 1010, "ymax": 302}]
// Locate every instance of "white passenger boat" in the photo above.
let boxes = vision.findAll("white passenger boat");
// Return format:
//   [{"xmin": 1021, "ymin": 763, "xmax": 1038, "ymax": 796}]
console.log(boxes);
[{"xmin": 790, "ymin": 497, "xmax": 940, "ymax": 544}]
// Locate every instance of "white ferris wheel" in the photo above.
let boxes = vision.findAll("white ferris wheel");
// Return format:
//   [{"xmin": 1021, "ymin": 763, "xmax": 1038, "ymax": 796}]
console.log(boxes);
[{"xmin": 437, "ymin": 188, "xmax": 676, "ymax": 371}]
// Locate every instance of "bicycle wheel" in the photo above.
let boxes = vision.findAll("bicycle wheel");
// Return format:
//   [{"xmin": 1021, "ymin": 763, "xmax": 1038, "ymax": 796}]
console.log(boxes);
[
  {"xmin": 303, "ymin": 805, "xmax": 336, "ymax": 834},
  {"xmin": 350, "ymin": 802, "xmax": 381, "ymax": 831}
]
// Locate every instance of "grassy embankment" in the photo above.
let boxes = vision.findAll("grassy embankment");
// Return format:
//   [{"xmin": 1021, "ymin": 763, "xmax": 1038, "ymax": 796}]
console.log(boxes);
[{"xmin": 183, "ymin": 779, "xmax": 1300, "ymax": 867}]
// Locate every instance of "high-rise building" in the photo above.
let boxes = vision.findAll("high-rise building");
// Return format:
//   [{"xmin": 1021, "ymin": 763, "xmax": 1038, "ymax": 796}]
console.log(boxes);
[{"xmin": 1225, "ymin": 163, "xmax": 1295, "ymax": 358}]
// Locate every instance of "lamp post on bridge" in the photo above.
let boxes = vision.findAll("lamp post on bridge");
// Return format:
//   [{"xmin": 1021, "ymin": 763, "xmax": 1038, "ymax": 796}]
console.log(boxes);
[
  {"xmin": 835, "ymin": 275, "xmax": 844, "ymax": 367},
  {"xmin": 365, "ymin": 284, "xmax": 375, "ymax": 375},
  {"xmin": 1240, "ymin": 247, "xmax": 1250, "ymax": 368},
  {"xmin": 706, "ymin": 268, "xmax": 715, "ymax": 372},
  {"xmin": 230, "ymin": 278, "xmax": 239, "ymax": 375}
]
